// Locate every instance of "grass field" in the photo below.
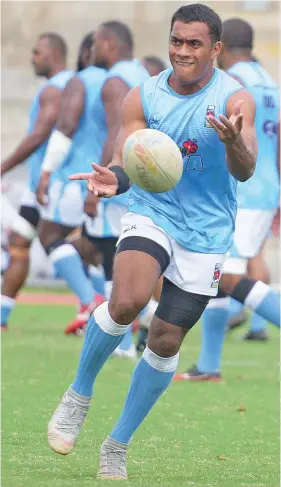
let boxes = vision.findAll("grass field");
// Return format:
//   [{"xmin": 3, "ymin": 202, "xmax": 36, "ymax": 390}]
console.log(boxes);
[{"xmin": 2, "ymin": 292, "xmax": 280, "ymax": 487}]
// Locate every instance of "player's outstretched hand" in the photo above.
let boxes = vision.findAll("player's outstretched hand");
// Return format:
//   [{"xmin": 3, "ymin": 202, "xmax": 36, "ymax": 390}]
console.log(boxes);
[
  {"xmin": 207, "ymin": 100, "xmax": 243, "ymax": 144},
  {"xmin": 69, "ymin": 163, "xmax": 118, "ymax": 197}
]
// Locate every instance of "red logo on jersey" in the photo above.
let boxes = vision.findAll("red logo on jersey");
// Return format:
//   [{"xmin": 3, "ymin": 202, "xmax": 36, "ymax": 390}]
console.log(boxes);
[
  {"xmin": 205, "ymin": 105, "xmax": 216, "ymax": 128},
  {"xmin": 179, "ymin": 139, "xmax": 198, "ymax": 157}
]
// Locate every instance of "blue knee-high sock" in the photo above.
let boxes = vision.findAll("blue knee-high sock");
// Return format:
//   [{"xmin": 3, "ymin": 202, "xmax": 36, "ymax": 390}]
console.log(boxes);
[
  {"xmin": 244, "ymin": 282, "xmax": 280, "ymax": 328},
  {"xmin": 249, "ymin": 313, "xmax": 267, "ymax": 332},
  {"xmin": 228, "ymin": 298, "xmax": 244, "ymax": 318},
  {"xmin": 197, "ymin": 298, "xmax": 230, "ymax": 374},
  {"xmin": 72, "ymin": 302, "xmax": 130, "ymax": 397},
  {"xmin": 119, "ymin": 326, "xmax": 133, "ymax": 351},
  {"xmin": 89, "ymin": 264, "xmax": 105, "ymax": 296},
  {"xmin": 1, "ymin": 295, "xmax": 15, "ymax": 326},
  {"xmin": 49, "ymin": 244, "xmax": 94, "ymax": 305},
  {"xmin": 110, "ymin": 347, "xmax": 179, "ymax": 444}
]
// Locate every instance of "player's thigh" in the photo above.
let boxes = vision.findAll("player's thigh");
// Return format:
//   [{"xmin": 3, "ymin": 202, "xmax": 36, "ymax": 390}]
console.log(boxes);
[
  {"xmin": 247, "ymin": 240, "xmax": 270, "ymax": 283},
  {"xmin": 73, "ymin": 233, "xmax": 103, "ymax": 267},
  {"xmin": 110, "ymin": 212, "xmax": 172, "ymax": 310},
  {"xmin": 111, "ymin": 250, "xmax": 162, "ymax": 312},
  {"xmin": 38, "ymin": 219, "xmax": 76, "ymax": 249},
  {"xmin": 148, "ymin": 278, "xmax": 211, "ymax": 356},
  {"xmin": 41, "ymin": 177, "xmax": 86, "ymax": 230}
]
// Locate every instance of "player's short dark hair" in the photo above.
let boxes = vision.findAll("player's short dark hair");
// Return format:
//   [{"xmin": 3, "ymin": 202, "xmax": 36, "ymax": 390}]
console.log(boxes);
[
  {"xmin": 222, "ymin": 18, "xmax": 253, "ymax": 50},
  {"xmin": 79, "ymin": 32, "xmax": 94, "ymax": 51},
  {"xmin": 143, "ymin": 56, "xmax": 166, "ymax": 72},
  {"xmin": 39, "ymin": 32, "xmax": 67, "ymax": 59},
  {"xmin": 102, "ymin": 21, "xmax": 134, "ymax": 51},
  {"xmin": 171, "ymin": 4, "xmax": 222, "ymax": 44}
]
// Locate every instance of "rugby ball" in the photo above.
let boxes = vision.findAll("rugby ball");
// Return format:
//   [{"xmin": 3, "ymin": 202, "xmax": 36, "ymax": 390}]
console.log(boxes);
[{"xmin": 122, "ymin": 128, "xmax": 183, "ymax": 193}]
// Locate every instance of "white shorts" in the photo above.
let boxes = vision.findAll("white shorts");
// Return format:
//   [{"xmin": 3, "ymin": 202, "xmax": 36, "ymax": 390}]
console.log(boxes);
[
  {"xmin": 10, "ymin": 188, "xmax": 41, "ymax": 240},
  {"xmin": 20, "ymin": 187, "xmax": 40, "ymax": 210},
  {"xmin": 224, "ymin": 208, "xmax": 276, "ymax": 275},
  {"xmin": 83, "ymin": 200, "xmax": 127, "ymax": 238},
  {"xmin": 117, "ymin": 213, "xmax": 226, "ymax": 297},
  {"xmin": 41, "ymin": 178, "xmax": 86, "ymax": 227}
]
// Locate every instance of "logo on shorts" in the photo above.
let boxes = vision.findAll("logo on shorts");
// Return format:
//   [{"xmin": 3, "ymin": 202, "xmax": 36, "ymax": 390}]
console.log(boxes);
[
  {"xmin": 211, "ymin": 263, "xmax": 222, "ymax": 288},
  {"xmin": 124, "ymin": 224, "xmax": 137, "ymax": 234},
  {"xmin": 205, "ymin": 105, "xmax": 216, "ymax": 128}
]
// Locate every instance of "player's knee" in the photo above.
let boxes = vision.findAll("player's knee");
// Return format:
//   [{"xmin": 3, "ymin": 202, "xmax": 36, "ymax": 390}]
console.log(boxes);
[
  {"xmin": 9, "ymin": 231, "xmax": 31, "ymax": 250},
  {"xmin": 109, "ymin": 294, "xmax": 148, "ymax": 324},
  {"xmin": 155, "ymin": 333, "xmax": 180, "ymax": 357}
]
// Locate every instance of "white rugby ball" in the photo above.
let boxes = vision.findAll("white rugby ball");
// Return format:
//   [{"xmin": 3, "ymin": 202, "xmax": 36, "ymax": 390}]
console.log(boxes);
[{"xmin": 122, "ymin": 128, "xmax": 183, "ymax": 193}]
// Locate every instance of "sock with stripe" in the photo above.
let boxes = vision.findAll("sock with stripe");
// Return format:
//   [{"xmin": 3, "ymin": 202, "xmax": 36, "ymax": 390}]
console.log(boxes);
[
  {"xmin": 110, "ymin": 347, "xmax": 179, "ymax": 444},
  {"xmin": 231, "ymin": 279, "xmax": 280, "ymax": 327},
  {"xmin": 1, "ymin": 295, "xmax": 16, "ymax": 326},
  {"xmin": 49, "ymin": 243, "xmax": 94, "ymax": 305},
  {"xmin": 197, "ymin": 297, "xmax": 230, "ymax": 373},
  {"xmin": 72, "ymin": 302, "xmax": 130, "ymax": 396}
]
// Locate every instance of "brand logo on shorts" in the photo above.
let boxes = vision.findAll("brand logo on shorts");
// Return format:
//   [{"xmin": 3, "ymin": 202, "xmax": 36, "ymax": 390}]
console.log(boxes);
[
  {"xmin": 205, "ymin": 105, "xmax": 216, "ymax": 128},
  {"xmin": 211, "ymin": 263, "xmax": 222, "ymax": 288},
  {"xmin": 124, "ymin": 224, "xmax": 137, "ymax": 234}
]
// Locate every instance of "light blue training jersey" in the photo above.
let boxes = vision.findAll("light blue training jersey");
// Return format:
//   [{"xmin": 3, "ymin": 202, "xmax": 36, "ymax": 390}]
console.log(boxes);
[
  {"xmin": 94, "ymin": 59, "xmax": 150, "ymax": 237},
  {"xmin": 228, "ymin": 61, "xmax": 279, "ymax": 210},
  {"xmin": 27, "ymin": 69, "xmax": 73, "ymax": 192},
  {"xmin": 55, "ymin": 66, "xmax": 107, "ymax": 182},
  {"xmin": 128, "ymin": 68, "xmax": 243, "ymax": 254}
]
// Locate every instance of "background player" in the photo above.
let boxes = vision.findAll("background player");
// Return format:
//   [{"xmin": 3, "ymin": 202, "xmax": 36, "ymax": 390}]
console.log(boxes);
[
  {"xmin": 175, "ymin": 18, "xmax": 280, "ymax": 381},
  {"xmin": 47, "ymin": 4, "xmax": 257, "ymax": 479},
  {"xmin": 36, "ymin": 34, "xmax": 107, "ymax": 330},
  {"xmin": 38, "ymin": 21, "xmax": 149, "ymax": 332},
  {"xmin": 141, "ymin": 55, "xmax": 166, "ymax": 76},
  {"xmin": 0, "ymin": 33, "xmax": 73, "ymax": 330}
]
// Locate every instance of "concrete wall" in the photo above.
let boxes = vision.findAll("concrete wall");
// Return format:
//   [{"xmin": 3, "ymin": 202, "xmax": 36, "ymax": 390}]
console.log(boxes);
[{"xmin": 2, "ymin": 1, "xmax": 279, "ymax": 159}]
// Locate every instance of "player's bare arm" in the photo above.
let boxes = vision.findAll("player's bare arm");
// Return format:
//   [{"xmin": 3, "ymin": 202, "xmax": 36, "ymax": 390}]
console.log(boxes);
[
  {"xmin": 100, "ymin": 77, "xmax": 132, "ymax": 167},
  {"xmin": 37, "ymin": 77, "xmax": 85, "ymax": 205},
  {"xmin": 70, "ymin": 86, "xmax": 146, "ymax": 196},
  {"xmin": 1, "ymin": 86, "xmax": 62, "ymax": 176},
  {"xmin": 207, "ymin": 89, "xmax": 257, "ymax": 182}
]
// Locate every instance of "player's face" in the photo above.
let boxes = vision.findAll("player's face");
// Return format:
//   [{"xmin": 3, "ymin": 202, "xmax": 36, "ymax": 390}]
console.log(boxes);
[
  {"xmin": 31, "ymin": 38, "xmax": 52, "ymax": 77},
  {"xmin": 169, "ymin": 21, "xmax": 221, "ymax": 85},
  {"xmin": 92, "ymin": 27, "xmax": 110, "ymax": 69}
]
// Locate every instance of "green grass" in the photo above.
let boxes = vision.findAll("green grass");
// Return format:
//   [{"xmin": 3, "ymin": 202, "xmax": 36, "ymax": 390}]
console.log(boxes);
[{"xmin": 2, "ymin": 300, "xmax": 280, "ymax": 487}]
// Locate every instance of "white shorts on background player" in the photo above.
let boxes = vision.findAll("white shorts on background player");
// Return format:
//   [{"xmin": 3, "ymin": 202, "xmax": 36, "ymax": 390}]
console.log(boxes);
[
  {"xmin": 223, "ymin": 208, "xmax": 277, "ymax": 275},
  {"xmin": 84, "ymin": 199, "xmax": 128, "ymax": 238},
  {"xmin": 118, "ymin": 212, "xmax": 226, "ymax": 297},
  {"xmin": 41, "ymin": 177, "xmax": 86, "ymax": 227}
]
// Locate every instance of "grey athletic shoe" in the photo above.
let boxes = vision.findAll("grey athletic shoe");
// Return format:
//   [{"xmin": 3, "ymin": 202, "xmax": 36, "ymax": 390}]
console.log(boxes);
[
  {"xmin": 48, "ymin": 388, "xmax": 90, "ymax": 455},
  {"xmin": 97, "ymin": 437, "xmax": 129, "ymax": 480}
]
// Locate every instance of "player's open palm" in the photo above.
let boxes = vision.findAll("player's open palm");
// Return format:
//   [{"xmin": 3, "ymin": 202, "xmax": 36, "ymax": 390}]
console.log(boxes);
[
  {"xmin": 207, "ymin": 100, "xmax": 244, "ymax": 144},
  {"xmin": 69, "ymin": 163, "xmax": 118, "ymax": 197}
]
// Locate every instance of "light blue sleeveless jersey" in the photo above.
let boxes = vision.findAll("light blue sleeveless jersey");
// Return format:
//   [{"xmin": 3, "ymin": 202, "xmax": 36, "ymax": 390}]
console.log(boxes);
[
  {"xmin": 94, "ymin": 59, "xmax": 150, "ymax": 237},
  {"xmin": 228, "ymin": 61, "xmax": 279, "ymax": 210},
  {"xmin": 129, "ymin": 68, "xmax": 243, "ymax": 254},
  {"xmin": 55, "ymin": 66, "xmax": 107, "ymax": 182},
  {"xmin": 27, "ymin": 70, "xmax": 73, "ymax": 192}
]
